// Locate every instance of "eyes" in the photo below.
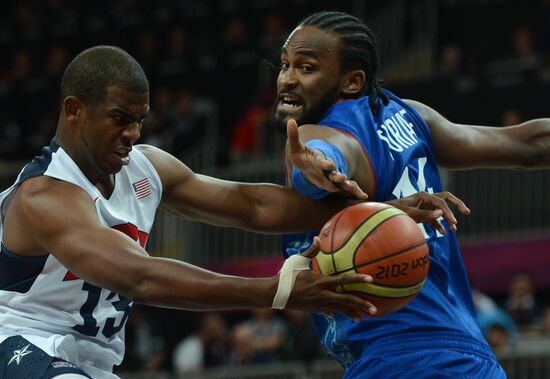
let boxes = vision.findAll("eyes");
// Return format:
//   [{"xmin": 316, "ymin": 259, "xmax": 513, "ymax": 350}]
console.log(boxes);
[
  {"xmin": 279, "ymin": 61, "xmax": 315, "ymax": 74},
  {"xmin": 113, "ymin": 115, "xmax": 131, "ymax": 125},
  {"xmin": 112, "ymin": 114, "xmax": 146, "ymax": 126}
]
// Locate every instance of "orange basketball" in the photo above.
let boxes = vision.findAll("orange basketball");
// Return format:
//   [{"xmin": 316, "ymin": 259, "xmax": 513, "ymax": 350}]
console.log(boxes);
[{"xmin": 312, "ymin": 202, "xmax": 429, "ymax": 317}]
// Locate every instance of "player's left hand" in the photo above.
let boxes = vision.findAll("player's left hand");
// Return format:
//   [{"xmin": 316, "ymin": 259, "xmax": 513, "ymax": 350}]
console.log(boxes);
[
  {"xmin": 286, "ymin": 119, "xmax": 368, "ymax": 200},
  {"xmin": 387, "ymin": 191, "xmax": 470, "ymax": 234}
]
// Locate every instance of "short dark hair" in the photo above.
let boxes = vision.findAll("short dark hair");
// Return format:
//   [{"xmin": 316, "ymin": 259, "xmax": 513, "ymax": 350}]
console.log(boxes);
[
  {"xmin": 299, "ymin": 11, "xmax": 389, "ymax": 113},
  {"xmin": 60, "ymin": 45, "xmax": 149, "ymax": 107}
]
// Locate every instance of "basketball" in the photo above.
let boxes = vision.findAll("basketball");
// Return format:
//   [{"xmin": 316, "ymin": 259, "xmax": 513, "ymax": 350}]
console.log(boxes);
[{"xmin": 312, "ymin": 202, "xmax": 429, "ymax": 317}]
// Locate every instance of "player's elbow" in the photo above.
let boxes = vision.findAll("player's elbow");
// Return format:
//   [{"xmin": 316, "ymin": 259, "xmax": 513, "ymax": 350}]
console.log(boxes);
[
  {"xmin": 512, "ymin": 142, "xmax": 548, "ymax": 170},
  {"xmin": 527, "ymin": 141, "xmax": 550, "ymax": 168},
  {"xmin": 242, "ymin": 210, "xmax": 279, "ymax": 233},
  {"xmin": 511, "ymin": 119, "xmax": 550, "ymax": 169},
  {"xmin": 102, "ymin": 258, "xmax": 157, "ymax": 304},
  {"xmin": 124, "ymin": 269, "xmax": 162, "ymax": 304}
]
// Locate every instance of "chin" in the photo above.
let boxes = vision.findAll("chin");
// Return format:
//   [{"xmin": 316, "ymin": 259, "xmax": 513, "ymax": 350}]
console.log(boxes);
[
  {"xmin": 271, "ymin": 111, "xmax": 305, "ymax": 135},
  {"xmin": 271, "ymin": 113, "xmax": 287, "ymax": 135},
  {"xmin": 102, "ymin": 163, "xmax": 123, "ymax": 175}
]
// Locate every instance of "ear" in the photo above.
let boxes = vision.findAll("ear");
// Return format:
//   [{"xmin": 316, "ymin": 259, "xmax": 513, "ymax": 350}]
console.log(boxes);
[
  {"xmin": 63, "ymin": 96, "xmax": 85, "ymax": 125},
  {"xmin": 341, "ymin": 69, "xmax": 366, "ymax": 96}
]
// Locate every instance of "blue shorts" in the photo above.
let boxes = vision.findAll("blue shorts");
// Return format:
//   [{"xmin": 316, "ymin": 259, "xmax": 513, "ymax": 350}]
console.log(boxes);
[
  {"xmin": 344, "ymin": 347, "xmax": 506, "ymax": 379},
  {"xmin": 0, "ymin": 336, "xmax": 91, "ymax": 379}
]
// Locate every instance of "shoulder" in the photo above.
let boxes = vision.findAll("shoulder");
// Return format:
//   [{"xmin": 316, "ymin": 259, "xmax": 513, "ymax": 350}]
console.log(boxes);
[
  {"xmin": 135, "ymin": 143, "xmax": 162, "ymax": 159},
  {"xmin": 402, "ymin": 100, "xmax": 440, "ymax": 125},
  {"xmin": 15, "ymin": 177, "xmax": 96, "ymax": 221},
  {"xmin": 402, "ymin": 99, "xmax": 457, "ymax": 136},
  {"xmin": 135, "ymin": 144, "xmax": 194, "ymax": 189},
  {"xmin": 135, "ymin": 144, "xmax": 184, "ymax": 164},
  {"xmin": 4, "ymin": 176, "xmax": 98, "ymax": 254},
  {"xmin": 135, "ymin": 144, "xmax": 173, "ymax": 170}
]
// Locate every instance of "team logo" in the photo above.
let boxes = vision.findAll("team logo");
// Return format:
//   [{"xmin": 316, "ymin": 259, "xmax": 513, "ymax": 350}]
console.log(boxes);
[{"xmin": 8, "ymin": 344, "xmax": 33, "ymax": 366}]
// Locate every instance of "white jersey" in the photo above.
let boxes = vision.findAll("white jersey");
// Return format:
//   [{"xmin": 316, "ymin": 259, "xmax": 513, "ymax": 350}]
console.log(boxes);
[{"xmin": 0, "ymin": 140, "xmax": 162, "ymax": 378}]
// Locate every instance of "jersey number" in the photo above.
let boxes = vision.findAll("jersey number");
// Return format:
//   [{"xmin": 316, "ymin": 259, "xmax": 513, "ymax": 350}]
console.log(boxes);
[
  {"xmin": 391, "ymin": 157, "xmax": 443, "ymax": 238},
  {"xmin": 72, "ymin": 223, "xmax": 148, "ymax": 338}
]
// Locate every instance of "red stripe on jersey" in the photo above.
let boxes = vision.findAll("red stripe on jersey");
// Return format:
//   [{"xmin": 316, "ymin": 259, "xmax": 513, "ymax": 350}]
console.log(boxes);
[{"xmin": 63, "ymin": 271, "xmax": 80, "ymax": 281}]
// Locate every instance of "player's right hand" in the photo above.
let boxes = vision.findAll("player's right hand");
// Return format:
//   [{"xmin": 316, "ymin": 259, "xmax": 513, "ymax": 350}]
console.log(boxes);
[{"xmin": 286, "ymin": 237, "xmax": 377, "ymax": 321}]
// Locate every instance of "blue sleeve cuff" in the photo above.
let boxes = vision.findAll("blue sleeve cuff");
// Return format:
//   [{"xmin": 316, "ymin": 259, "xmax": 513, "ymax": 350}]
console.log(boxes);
[{"xmin": 291, "ymin": 139, "xmax": 348, "ymax": 200}]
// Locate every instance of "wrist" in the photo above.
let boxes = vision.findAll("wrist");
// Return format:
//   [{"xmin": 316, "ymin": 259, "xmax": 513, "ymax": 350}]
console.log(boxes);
[{"xmin": 256, "ymin": 276, "xmax": 278, "ymax": 308}]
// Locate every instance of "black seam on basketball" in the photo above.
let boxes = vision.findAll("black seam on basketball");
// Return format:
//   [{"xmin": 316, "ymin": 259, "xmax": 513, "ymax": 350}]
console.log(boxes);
[
  {"xmin": 330, "ymin": 240, "xmax": 427, "ymax": 276},
  {"xmin": 353, "ymin": 277, "xmax": 427, "ymax": 290},
  {"xmin": 354, "ymin": 240, "xmax": 427, "ymax": 269},
  {"xmin": 352, "ymin": 292, "xmax": 418, "ymax": 300},
  {"xmin": 351, "ymin": 212, "xmax": 404, "ymax": 265},
  {"xmin": 329, "ymin": 207, "xmax": 349, "ymax": 275},
  {"xmin": 324, "ymin": 205, "xmax": 392, "ymax": 256}
]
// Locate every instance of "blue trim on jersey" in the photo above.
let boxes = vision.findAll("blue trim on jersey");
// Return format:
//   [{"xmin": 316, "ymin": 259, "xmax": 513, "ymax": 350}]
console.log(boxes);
[
  {"xmin": 0, "ymin": 243, "xmax": 47, "ymax": 292},
  {"xmin": 19, "ymin": 139, "xmax": 59, "ymax": 183},
  {"xmin": 0, "ymin": 140, "xmax": 57, "ymax": 293}
]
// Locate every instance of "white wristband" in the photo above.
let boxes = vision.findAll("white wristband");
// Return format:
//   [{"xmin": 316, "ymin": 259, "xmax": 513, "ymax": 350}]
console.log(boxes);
[{"xmin": 272, "ymin": 254, "xmax": 312, "ymax": 309}]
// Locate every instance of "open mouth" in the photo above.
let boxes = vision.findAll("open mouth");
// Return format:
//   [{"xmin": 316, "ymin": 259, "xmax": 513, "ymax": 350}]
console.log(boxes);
[{"xmin": 278, "ymin": 94, "xmax": 304, "ymax": 114}]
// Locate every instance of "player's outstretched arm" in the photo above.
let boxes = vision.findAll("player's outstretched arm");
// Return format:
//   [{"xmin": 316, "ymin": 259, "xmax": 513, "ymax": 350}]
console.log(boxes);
[
  {"xmin": 137, "ymin": 144, "xmax": 351, "ymax": 233},
  {"xmin": 7, "ymin": 179, "xmax": 374, "ymax": 319},
  {"xmin": 405, "ymin": 99, "xmax": 550, "ymax": 170}
]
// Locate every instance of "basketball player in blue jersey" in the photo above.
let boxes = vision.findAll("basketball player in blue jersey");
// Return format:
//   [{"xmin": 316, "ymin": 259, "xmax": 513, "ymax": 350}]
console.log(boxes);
[{"xmin": 273, "ymin": 11, "xmax": 550, "ymax": 379}]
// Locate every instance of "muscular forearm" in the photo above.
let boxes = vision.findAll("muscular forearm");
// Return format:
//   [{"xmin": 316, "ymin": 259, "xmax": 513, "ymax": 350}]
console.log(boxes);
[
  {"xmin": 54, "ymin": 227, "xmax": 278, "ymax": 311},
  {"xmin": 244, "ymin": 184, "xmax": 347, "ymax": 233},
  {"xmin": 128, "ymin": 257, "xmax": 277, "ymax": 310},
  {"xmin": 161, "ymin": 180, "xmax": 342, "ymax": 234}
]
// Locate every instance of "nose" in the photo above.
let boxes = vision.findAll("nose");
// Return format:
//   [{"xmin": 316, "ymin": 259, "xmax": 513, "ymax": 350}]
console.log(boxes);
[
  {"xmin": 122, "ymin": 121, "xmax": 141, "ymax": 144},
  {"xmin": 278, "ymin": 67, "xmax": 298, "ymax": 89}
]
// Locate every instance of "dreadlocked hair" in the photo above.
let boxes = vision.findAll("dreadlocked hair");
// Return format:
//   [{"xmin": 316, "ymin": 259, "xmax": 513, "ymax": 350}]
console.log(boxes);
[{"xmin": 300, "ymin": 11, "xmax": 389, "ymax": 114}]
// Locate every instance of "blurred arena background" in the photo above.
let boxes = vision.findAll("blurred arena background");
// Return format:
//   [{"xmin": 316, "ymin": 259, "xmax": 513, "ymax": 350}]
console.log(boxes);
[{"xmin": 1, "ymin": 0, "xmax": 550, "ymax": 378}]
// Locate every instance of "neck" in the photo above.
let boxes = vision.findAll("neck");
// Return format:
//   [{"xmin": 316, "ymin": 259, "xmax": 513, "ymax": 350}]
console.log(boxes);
[
  {"xmin": 54, "ymin": 124, "xmax": 69, "ymax": 151},
  {"xmin": 54, "ymin": 123, "xmax": 116, "ymax": 198}
]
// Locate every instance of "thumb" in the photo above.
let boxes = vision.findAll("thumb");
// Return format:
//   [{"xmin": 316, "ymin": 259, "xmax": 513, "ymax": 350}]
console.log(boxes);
[
  {"xmin": 286, "ymin": 119, "xmax": 303, "ymax": 153},
  {"xmin": 300, "ymin": 236, "xmax": 321, "ymax": 259}
]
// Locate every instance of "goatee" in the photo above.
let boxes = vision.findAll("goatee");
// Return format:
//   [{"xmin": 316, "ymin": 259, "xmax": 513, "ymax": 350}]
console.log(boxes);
[{"xmin": 270, "ymin": 87, "xmax": 341, "ymax": 135}]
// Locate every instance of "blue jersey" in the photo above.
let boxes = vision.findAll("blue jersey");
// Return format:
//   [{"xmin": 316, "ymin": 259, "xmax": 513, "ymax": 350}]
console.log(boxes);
[{"xmin": 282, "ymin": 90, "xmax": 497, "ymax": 369}]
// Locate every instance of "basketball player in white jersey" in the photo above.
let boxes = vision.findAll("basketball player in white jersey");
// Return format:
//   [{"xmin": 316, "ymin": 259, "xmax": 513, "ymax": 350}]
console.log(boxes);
[{"xmin": 0, "ymin": 46, "xmax": 463, "ymax": 379}]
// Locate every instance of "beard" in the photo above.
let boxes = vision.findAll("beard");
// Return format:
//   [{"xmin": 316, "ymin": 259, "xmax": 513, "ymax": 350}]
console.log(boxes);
[{"xmin": 270, "ymin": 85, "xmax": 341, "ymax": 135}]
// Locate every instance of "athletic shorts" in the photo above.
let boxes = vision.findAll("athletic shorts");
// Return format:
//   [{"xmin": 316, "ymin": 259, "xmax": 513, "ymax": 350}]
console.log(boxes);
[
  {"xmin": 0, "ymin": 336, "xmax": 91, "ymax": 379},
  {"xmin": 344, "ymin": 347, "xmax": 507, "ymax": 379}
]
